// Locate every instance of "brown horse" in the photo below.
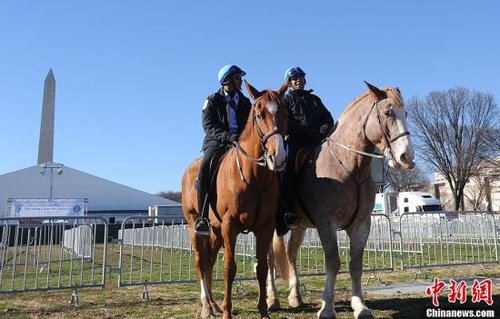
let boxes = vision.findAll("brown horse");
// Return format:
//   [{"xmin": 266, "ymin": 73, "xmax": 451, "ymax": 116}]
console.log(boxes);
[
  {"xmin": 267, "ymin": 82, "xmax": 415, "ymax": 319},
  {"xmin": 182, "ymin": 81, "xmax": 288, "ymax": 319}
]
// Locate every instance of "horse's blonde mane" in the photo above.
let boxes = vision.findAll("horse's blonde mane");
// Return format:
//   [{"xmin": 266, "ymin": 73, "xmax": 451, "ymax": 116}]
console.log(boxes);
[
  {"xmin": 384, "ymin": 87, "xmax": 404, "ymax": 107},
  {"xmin": 339, "ymin": 87, "xmax": 403, "ymax": 121}
]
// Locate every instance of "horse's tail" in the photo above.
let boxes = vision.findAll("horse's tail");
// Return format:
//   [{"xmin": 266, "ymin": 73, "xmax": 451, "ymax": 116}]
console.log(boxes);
[{"xmin": 272, "ymin": 232, "xmax": 289, "ymax": 281}]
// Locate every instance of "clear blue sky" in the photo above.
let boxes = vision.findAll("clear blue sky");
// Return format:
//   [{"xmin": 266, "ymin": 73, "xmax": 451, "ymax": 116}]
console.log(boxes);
[{"xmin": 1, "ymin": 1, "xmax": 499, "ymax": 194}]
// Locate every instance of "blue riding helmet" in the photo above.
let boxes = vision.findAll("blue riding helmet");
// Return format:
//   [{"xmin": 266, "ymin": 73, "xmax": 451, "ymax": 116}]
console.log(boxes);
[
  {"xmin": 218, "ymin": 64, "xmax": 246, "ymax": 85},
  {"xmin": 284, "ymin": 66, "xmax": 306, "ymax": 81}
]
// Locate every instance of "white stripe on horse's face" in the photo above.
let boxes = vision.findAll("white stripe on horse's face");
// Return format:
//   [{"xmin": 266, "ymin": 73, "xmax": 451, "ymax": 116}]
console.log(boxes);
[
  {"xmin": 264, "ymin": 101, "xmax": 286, "ymax": 171},
  {"xmin": 388, "ymin": 106, "xmax": 415, "ymax": 169},
  {"xmin": 273, "ymin": 134, "xmax": 286, "ymax": 168},
  {"xmin": 266, "ymin": 101, "xmax": 278, "ymax": 113}
]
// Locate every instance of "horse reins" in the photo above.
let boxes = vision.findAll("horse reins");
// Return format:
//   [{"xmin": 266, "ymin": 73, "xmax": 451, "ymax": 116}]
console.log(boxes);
[
  {"xmin": 232, "ymin": 108, "xmax": 284, "ymax": 233},
  {"xmin": 232, "ymin": 114, "xmax": 282, "ymax": 168},
  {"xmin": 366, "ymin": 100, "xmax": 410, "ymax": 162},
  {"xmin": 326, "ymin": 139, "xmax": 371, "ymax": 230},
  {"xmin": 326, "ymin": 99, "xmax": 410, "ymax": 230},
  {"xmin": 333, "ymin": 100, "xmax": 410, "ymax": 162}
]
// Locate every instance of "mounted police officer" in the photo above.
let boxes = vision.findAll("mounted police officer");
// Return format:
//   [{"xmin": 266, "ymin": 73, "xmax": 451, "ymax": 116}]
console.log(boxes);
[
  {"xmin": 276, "ymin": 66, "xmax": 335, "ymax": 236},
  {"xmin": 195, "ymin": 64, "xmax": 252, "ymax": 236}
]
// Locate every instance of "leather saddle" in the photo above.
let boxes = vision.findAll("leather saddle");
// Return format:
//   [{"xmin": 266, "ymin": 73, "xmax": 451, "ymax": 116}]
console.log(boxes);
[{"xmin": 294, "ymin": 146, "xmax": 315, "ymax": 175}]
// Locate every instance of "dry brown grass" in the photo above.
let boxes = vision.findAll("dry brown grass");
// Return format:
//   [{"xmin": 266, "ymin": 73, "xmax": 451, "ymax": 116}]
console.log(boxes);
[{"xmin": 0, "ymin": 264, "xmax": 499, "ymax": 318}]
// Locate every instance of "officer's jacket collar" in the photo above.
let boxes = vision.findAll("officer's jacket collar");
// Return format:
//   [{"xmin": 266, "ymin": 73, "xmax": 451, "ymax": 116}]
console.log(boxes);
[{"xmin": 288, "ymin": 89, "xmax": 314, "ymax": 97}]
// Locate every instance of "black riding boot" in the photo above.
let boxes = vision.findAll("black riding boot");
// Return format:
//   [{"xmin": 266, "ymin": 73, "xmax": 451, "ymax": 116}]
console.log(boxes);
[
  {"xmin": 195, "ymin": 151, "xmax": 215, "ymax": 236},
  {"xmin": 275, "ymin": 173, "xmax": 299, "ymax": 237},
  {"xmin": 195, "ymin": 186, "xmax": 210, "ymax": 236}
]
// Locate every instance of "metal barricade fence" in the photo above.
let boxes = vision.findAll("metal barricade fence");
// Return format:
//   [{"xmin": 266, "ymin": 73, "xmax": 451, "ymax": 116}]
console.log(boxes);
[
  {"xmin": 296, "ymin": 214, "xmax": 394, "ymax": 275},
  {"xmin": 64, "ymin": 224, "xmax": 94, "ymax": 259},
  {"xmin": 117, "ymin": 216, "xmax": 194, "ymax": 287},
  {"xmin": 116, "ymin": 214, "xmax": 395, "ymax": 287},
  {"xmin": 362, "ymin": 214, "xmax": 395, "ymax": 271},
  {"xmin": 0, "ymin": 216, "xmax": 107, "ymax": 294},
  {"xmin": 116, "ymin": 216, "xmax": 261, "ymax": 287},
  {"xmin": 1, "ymin": 212, "xmax": 499, "ymax": 294},
  {"xmin": 395, "ymin": 212, "xmax": 498, "ymax": 270},
  {"xmin": 116, "ymin": 212, "xmax": 500, "ymax": 286}
]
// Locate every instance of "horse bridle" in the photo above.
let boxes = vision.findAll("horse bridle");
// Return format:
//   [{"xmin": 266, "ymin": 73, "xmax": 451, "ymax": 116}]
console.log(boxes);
[
  {"xmin": 231, "ymin": 105, "xmax": 284, "ymax": 234},
  {"xmin": 332, "ymin": 99, "xmax": 410, "ymax": 162},
  {"xmin": 324, "ymin": 99, "xmax": 410, "ymax": 231},
  {"xmin": 232, "ymin": 106, "xmax": 284, "ymax": 173}
]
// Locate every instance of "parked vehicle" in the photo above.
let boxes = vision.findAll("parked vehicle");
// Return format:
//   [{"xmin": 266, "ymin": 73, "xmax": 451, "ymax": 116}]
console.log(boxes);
[{"xmin": 373, "ymin": 191, "xmax": 444, "ymax": 217}]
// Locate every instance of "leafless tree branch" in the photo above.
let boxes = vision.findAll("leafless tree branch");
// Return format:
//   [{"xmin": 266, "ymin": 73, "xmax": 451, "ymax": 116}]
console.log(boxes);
[{"xmin": 407, "ymin": 87, "xmax": 498, "ymax": 210}]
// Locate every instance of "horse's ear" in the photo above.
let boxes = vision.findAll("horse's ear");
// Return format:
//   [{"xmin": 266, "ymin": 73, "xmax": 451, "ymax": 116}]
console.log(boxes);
[
  {"xmin": 364, "ymin": 81, "xmax": 386, "ymax": 100},
  {"xmin": 244, "ymin": 80, "xmax": 263, "ymax": 100},
  {"xmin": 277, "ymin": 80, "xmax": 289, "ymax": 96}
]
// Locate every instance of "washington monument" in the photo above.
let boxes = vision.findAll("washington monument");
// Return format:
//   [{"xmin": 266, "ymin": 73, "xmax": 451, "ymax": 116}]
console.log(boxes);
[{"xmin": 37, "ymin": 69, "xmax": 55, "ymax": 164}]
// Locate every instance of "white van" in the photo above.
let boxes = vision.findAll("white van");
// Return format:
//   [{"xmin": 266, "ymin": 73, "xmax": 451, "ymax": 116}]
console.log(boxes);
[{"xmin": 374, "ymin": 191, "xmax": 444, "ymax": 217}]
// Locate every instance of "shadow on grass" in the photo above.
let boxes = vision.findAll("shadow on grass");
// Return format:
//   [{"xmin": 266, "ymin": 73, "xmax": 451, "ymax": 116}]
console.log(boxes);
[
  {"xmin": 365, "ymin": 295, "xmax": 500, "ymax": 319},
  {"xmin": 1, "ymin": 291, "xmax": 498, "ymax": 319},
  {"xmin": 270, "ymin": 295, "xmax": 500, "ymax": 319}
]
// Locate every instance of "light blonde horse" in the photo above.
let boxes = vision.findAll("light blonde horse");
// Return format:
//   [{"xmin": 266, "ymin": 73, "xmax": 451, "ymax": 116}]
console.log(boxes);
[
  {"xmin": 182, "ymin": 81, "xmax": 288, "ymax": 319},
  {"xmin": 267, "ymin": 82, "xmax": 415, "ymax": 319}
]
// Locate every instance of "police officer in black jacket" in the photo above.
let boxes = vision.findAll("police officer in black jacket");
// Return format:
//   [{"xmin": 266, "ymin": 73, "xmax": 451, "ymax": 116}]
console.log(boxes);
[
  {"xmin": 195, "ymin": 64, "xmax": 252, "ymax": 236},
  {"xmin": 276, "ymin": 66, "xmax": 335, "ymax": 236}
]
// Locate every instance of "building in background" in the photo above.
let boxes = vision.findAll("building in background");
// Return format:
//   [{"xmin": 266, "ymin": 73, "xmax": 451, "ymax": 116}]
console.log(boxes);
[{"xmin": 432, "ymin": 156, "xmax": 500, "ymax": 211}]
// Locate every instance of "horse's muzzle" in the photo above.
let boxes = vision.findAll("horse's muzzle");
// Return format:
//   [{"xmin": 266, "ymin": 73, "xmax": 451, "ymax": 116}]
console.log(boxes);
[{"xmin": 267, "ymin": 154, "xmax": 286, "ymax": 172}]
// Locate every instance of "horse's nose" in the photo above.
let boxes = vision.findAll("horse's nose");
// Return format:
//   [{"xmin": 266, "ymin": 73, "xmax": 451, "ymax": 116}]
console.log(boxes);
[
  {"xmin": 267, "ymin": 153, "xmax": 285, "ymax": 171},
  {"xmin": 400, "ymin": 153, "xmax": 415, "ymax": 169}
]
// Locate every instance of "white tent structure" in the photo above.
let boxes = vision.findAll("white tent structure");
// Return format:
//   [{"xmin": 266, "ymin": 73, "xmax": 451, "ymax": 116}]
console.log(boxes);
[{"xmin": 0, "ymin": 164, "xmax": 181, "ymax": 218}]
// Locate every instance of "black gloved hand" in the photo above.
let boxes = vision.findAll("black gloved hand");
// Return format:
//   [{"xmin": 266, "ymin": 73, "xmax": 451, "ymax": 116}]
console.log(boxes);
[
  {"xmin": 229, "ymin": 134, "xmax": 238, "ymax": 143},
  {"xmin": 307, "ymin": 128, "xmax": 322, "ymax": 140},
  {"xmin": 319, "ymin": 124, "xmax": 330, "ymax": 136}
]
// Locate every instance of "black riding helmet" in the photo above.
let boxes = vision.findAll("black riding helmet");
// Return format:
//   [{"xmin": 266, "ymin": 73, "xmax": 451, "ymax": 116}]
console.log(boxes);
[{"xmin": 284, "ymin": 66, "xmax": 306, "ymax": 81}]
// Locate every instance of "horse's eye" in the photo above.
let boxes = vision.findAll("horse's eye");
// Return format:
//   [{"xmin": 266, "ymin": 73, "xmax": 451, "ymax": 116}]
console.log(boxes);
[{"xmin": 256, "ymin": 113, "xmax": 263, "ymax": 120}]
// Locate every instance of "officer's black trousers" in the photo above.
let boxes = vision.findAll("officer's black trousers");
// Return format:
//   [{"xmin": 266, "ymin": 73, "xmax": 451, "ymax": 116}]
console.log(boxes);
[
  {"xmin": 197, "ymin": 146, "xmax": 223, "ymax": 218},
  {"xmin": 280, "ymin": 142, "xmax": 300, "ymax": 214}
]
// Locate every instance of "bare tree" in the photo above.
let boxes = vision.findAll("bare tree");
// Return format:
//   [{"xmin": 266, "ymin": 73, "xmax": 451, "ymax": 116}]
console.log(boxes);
[
  {"xmin": 157, "ymin": 191, "xmax": 182, "ymax": 203},
  {"xmin": 484, "ymin": 127, "xmax": 500, "ymax": 169},
  {"xmin": 407, "ymin": 87, "xmax": 498, "ymax": 210},
  {"xmin": 464, "ymin": 158, "xmax": 500, "ymax": 210},
  {"xmin": 386, "ymin": 166, "xmax": 429, "ymax": 192}
]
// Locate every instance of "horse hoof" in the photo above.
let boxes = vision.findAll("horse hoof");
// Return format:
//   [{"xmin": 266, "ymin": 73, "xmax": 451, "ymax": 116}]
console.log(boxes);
[
  {"xmin": 259, "ymin": 311, "xmax": 270, "ymax": 319},
  {"xmin": 355, "ymin": 308, "xmax": 374, "ymax": 319},
  {"xmin": 318, "ymin": 309, "xmax": 337, "ymax": 319},
  {"xmin": 199, "ymin": 307, "xmax": 212, "ymax": 319},
  {"xmin": 211, "ymin": 303, "xmax": 223, "ymax": 315},
  {"xmin": 267, "ymin": 299, "xmax": 281, "ymax": 311},
  {"xmin": 288, "ymin": 295, "xmax": 304, "ymax": 308}
]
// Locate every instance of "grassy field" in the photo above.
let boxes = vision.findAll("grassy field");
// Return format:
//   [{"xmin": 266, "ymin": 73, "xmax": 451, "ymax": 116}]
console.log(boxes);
[
  {"xmin": 0, "ymin": 264, "xmax": 499, "ymax": 319},
  {"xmin": 2, "ymin": 241, "xmax": 496, "ymax": 290}
]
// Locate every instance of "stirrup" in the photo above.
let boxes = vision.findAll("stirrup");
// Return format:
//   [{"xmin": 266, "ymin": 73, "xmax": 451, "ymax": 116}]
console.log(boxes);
[
  {"xmin": 194, "ymin": 217, "xmax": 210, "ymax": 236},
  {"xmin": 285, "ymin": 213, "xmax": 299, "ymax": 230}
]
